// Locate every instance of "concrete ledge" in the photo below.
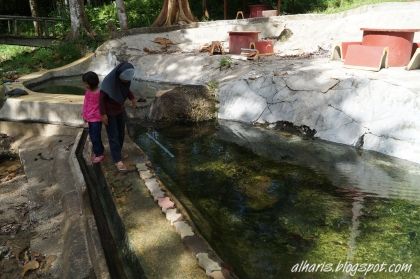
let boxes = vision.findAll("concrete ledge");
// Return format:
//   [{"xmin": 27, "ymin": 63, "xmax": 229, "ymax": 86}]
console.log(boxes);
[
  {"xmin": 69, "ymin": 130, "xmax": 110, "ymax": 278},
  {"xmin": 0, "ymin": 95, "xmax": 84, "ymax": 126},
  {"xmin": 13, "ymin": 123, "xmax": 110, "ymax": 278}
]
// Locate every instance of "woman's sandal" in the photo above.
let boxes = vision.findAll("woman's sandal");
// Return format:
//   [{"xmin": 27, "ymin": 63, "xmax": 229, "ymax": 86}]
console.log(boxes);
[{"xmin": 115, "ymin": 161, "xmax": 128, "ymax": 172}]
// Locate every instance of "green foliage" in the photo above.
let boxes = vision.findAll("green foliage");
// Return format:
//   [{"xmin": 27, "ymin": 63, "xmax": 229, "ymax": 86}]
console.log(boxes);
[
  {"xmin": 86, "ymin": 2, "xmax": 118, "ymax": 35},
  {"xmin": 55, "ymin": 42, "xmax": 82, "ymax": 62},
  {"xmin": 0, "ymin": 45, "xmax": 35, "ymax": 63},
  {"xmin": 125, "ymin": 0, "xmax": 162, "ymax": 27},
  {"xmin": 206, "ymin": 80, "xmax": 219, "ymax": 93},
  {"xmin": 0, "ymin": 42, "xmax": 84, "ymax": 82},
  {"xmin": 85, "ymin": 0, "xmax": 162, "ymax": 33},
  {"xmin": 219, "ymin": 57, "xmax": 233, "ymax": 70}
]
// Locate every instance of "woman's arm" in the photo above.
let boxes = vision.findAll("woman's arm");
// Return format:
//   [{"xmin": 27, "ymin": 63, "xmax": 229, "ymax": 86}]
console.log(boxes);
[
  {"xmin": 99, "ymin": 91, "xmax": 109, "ymax": 125},
  {"xmin": 128, "ymin": 90, "xmax": 137, "ymax": 108}
]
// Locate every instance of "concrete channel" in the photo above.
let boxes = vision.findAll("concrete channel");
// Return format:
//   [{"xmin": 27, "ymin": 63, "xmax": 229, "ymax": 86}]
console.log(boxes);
[{"xmin": 75, "ymin": 129, "xmax": 146, "ymax": 279}]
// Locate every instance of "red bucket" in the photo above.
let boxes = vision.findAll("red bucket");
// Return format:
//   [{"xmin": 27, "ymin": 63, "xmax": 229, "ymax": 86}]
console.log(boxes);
[{"xmin": 255, "ymin": 40, "xmax": 274, "ymax": 55}]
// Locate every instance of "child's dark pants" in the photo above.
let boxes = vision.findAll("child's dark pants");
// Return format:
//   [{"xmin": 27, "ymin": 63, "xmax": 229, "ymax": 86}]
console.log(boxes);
[{"xmin": 88, "ymin": 121, "xmax": 104, "ymax": 156}]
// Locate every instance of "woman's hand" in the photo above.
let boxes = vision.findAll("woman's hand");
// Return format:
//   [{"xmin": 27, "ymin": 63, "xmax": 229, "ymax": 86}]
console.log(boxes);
[
  {"xmin": 101, "ymin": 115, "xmax": 108, "ymax": 126},
  {"xmin": 131, "ymin": 99, "xmax": 138, "ymax": 108}
]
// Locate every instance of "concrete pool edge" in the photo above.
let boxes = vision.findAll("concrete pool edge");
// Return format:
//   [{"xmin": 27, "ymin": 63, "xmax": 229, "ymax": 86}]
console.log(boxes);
[{"xmin": 0, "ymin": 54, "xmax": 95, "ymax": 126}]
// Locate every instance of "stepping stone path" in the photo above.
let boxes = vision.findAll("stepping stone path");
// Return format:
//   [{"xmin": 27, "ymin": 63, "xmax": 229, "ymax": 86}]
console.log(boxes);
[{"xmin": 135, "ymin": 163, "xmax": 234, "ymax": 279}]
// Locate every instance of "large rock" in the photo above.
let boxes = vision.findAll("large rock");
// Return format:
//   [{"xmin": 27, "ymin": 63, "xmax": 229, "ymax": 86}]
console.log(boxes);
[
  {"xmin": 148, "ymin": 85, "xmax": 216, "ymax": 122},
  {"xmin": 0, "ymin": 133, "xmax": 13, "ymax": 159}
]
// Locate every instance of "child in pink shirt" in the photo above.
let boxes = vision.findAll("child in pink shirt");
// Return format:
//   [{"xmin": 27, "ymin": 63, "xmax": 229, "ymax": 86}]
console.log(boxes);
[{"xmin": 82, "ymin": 71, "xmax": 104, "ymax": 163}]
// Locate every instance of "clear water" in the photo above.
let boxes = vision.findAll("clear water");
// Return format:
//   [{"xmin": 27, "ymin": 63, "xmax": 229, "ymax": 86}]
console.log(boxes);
[
  {"xmin": 28, "ymin": 75, "xmax": 86, "ymax": 95},
  {"xmin": 27, "ymin": 75, "xmax": 176, "ymax": 99},
  {"xmin": 128, "ymin": 120, "xmax": 420, "ymax": 279}
]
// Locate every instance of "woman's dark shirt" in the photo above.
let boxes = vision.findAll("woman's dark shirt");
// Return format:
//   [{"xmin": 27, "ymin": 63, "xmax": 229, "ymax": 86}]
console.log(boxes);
[{"xmin": 99, "ymin": 90, "xmax": 135, "ymax": 116}]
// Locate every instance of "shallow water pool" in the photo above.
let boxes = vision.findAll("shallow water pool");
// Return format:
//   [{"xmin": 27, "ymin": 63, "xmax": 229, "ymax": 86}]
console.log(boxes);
[
  {"xmin": 26, "ymin": 75, "xmax": 176, "ymax": 99},
  {"xmin": 27, "ymin": 75, "xmax": 86, "ymax": 95},
  {"xmin": 129, "ymin": 120, "xmax": 420, "ymax": 279}
]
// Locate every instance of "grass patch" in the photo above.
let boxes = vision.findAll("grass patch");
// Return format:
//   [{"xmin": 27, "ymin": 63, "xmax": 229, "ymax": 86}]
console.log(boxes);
[
  {"xmin": 0, "ymin": 45, "xmax": 35, "ymax": 63},
  {"xmin": 317, "ymin": 0, "xmax": 412, "ymax": 14},
  {"xmin": 0, "ymin": 42, "xmax": 84, "ymax": 83}
]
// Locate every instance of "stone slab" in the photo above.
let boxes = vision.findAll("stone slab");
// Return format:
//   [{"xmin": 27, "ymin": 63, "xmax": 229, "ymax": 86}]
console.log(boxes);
[
  {"xmin": 183, "ymin": 235, "xmax": 210, "ymax": 255},
  {"xmin": 196, "ymin": 253, "xmax": 222, "ymax": 275},
  {"xmin": 173, "ymin": 221, "xmax": 195, "ymax": 239},
  {"xmin": 139, "ymin": 170, "xmax": 153, "ymax": 180},
  {"xmin": 158, "ymin": 197, "xmax": 175, "ymax": 212},
  {"xmin": 165, "ymin": 208, "xmax": 182, "ymax": 224}
]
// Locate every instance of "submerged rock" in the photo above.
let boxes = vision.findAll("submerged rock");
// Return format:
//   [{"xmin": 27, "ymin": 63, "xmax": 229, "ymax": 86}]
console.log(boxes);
[
  {"xmin": 5, "ymin": 88, "xmax": 28, "ymax": 97},
  {"xmin": 271, "ymin": 121, "xmax": 317, "ymax": 139}
]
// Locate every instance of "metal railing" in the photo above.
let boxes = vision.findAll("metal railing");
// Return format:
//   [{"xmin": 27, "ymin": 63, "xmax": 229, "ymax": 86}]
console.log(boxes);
[{"xmin": 0, "ymin": 15, "xmax": 65, "ymax": 38}]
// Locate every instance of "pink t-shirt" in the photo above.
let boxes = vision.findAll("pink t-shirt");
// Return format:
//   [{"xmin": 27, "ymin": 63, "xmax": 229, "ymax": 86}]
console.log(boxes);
[{"xmin": 82, "ymin": 89, "xmax": 102, "ymax": 122}]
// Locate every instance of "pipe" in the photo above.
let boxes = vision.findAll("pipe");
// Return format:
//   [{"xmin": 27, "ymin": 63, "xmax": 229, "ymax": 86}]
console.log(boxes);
[{"xmin": 146, "ymin": 132, "xmax": 175, "ymax": 158}]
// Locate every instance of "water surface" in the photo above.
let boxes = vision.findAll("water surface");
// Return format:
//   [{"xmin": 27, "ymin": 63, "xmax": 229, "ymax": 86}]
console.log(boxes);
[
  {"xmin": 130, "ymin": 120, "xmax": 420, "ymax": 279},
  {"xmin": 27, "ymin": 75, "xmax": 175, "ymax": 99}
]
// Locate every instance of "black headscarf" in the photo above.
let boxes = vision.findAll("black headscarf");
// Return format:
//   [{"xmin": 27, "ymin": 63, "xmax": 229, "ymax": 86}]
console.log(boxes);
[{"xmin": 100, "ymin": 62, "xmax": 134, "ymax": 104}]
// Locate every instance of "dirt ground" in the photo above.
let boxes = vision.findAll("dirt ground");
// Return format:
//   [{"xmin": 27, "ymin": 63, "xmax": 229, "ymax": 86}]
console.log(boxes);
[
  {"xmin": 0, "ymin": 136, "xmax": 55, "ymax": 279},
  {"xmin": 0, "ymin": 150, "xmax": 32, "ymax": 278}
]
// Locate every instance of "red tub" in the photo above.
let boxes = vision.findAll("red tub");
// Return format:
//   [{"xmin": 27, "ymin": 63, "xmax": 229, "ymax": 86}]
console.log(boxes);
[
  {"xmin": 228, "ymin": 31, "xmax": 260, "ymax": 54},
  {"xmin": 255, "ymin": 40, "xmax": 274, "ymax": 55},
  {"xmin": 248, "ymin": 4, "xmax": 270, "ymax": 18},
  {"xmin": 361, "ymin": 28, "xmax": 420, "ymax": 67}
]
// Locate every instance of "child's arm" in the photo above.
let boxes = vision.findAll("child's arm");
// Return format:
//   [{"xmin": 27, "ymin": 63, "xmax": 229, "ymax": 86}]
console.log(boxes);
[
  {"xmin": 99, "ymin": 91, "xmax": 108, "ymax": 125},
  {"xmin": 81, "ymin": 92, "xmax": 88, "ymax": 121}
]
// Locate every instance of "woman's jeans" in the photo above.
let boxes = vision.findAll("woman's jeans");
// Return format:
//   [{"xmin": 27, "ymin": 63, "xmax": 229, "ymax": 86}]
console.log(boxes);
[
  {"xmin": 88, "ymin": 121, "xmax": 104, "ymax": 156},
  {"xmin": 106, "ymin": 113, "xmax": 125, "ymax": 163}
]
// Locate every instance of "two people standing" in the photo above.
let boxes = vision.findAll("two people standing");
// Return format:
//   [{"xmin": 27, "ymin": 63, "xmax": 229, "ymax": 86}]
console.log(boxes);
[{"xmin": 81, "ymin": 62, "xmax": 138, "ymax": 171}]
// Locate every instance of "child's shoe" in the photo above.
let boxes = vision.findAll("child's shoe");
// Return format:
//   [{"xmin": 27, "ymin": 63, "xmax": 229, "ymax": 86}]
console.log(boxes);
[{"xmin": 92, "ymin": 155, "xmax": 105, "ymax": 163}]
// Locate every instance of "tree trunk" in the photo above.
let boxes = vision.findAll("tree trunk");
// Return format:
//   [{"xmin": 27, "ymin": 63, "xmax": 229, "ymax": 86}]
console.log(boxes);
[
  {"xmin": 29, "ymin": 0, "xmax": 41, "ymax": 36},
  {"xmin": 68, "ymin": 0, "xmax": 81, "ymax": 38},
  {"xmin": 68, "ymin": 0, "xmax": 91, "ymax": 38},
  {"xmin": 224, "ymin": 0, "xmax": 227, "ymax": 20},
  {"xmin": 202, "ymin": 0, "xmax": 209, "ymax": 18},
  {"xmin": 115, "ymin": 0, "xmax": 128, "ymax": 30},
  {"xmin": 277, "ymin": 0, "xmax": 281, "ymax": 15},
  {"xmin": 153, "ymin": 0, "xmax": 196, "ymax": 27},
  {"xmin": 78, "ymin": 0, "xmax": 91, "ymax": 32}
]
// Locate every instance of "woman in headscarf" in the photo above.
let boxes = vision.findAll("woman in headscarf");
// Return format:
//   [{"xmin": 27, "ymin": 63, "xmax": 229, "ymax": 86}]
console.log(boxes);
[{"xmin": 100, "ymin": 62, "xmax": 137, "ymax": 171}]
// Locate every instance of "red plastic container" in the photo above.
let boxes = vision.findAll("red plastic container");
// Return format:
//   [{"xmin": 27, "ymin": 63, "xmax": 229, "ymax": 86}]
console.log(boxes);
[
  {"xmin": 248, "ymin": 4, "xmax": 270, "ymax": 18},
  {"xmin": 228, "ymin": 31, "xmax": 260, "ymax": 54},
  {"xmin": 361, "ymin": 28, "xmax": 420, "ymax": 67},
  {"xmin": 255, "ymin": 40, "xmax": 274, "ymax": 55},
  {"xmin": 341, "ymin": 42, "xmax": 362, "ymax": 59}
]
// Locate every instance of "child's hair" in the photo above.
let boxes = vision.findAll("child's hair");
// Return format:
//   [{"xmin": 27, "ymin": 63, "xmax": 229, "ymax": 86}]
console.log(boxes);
[{"xmin": 82, "ymin": 71, "xmax": 99, "ymax": 90}]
